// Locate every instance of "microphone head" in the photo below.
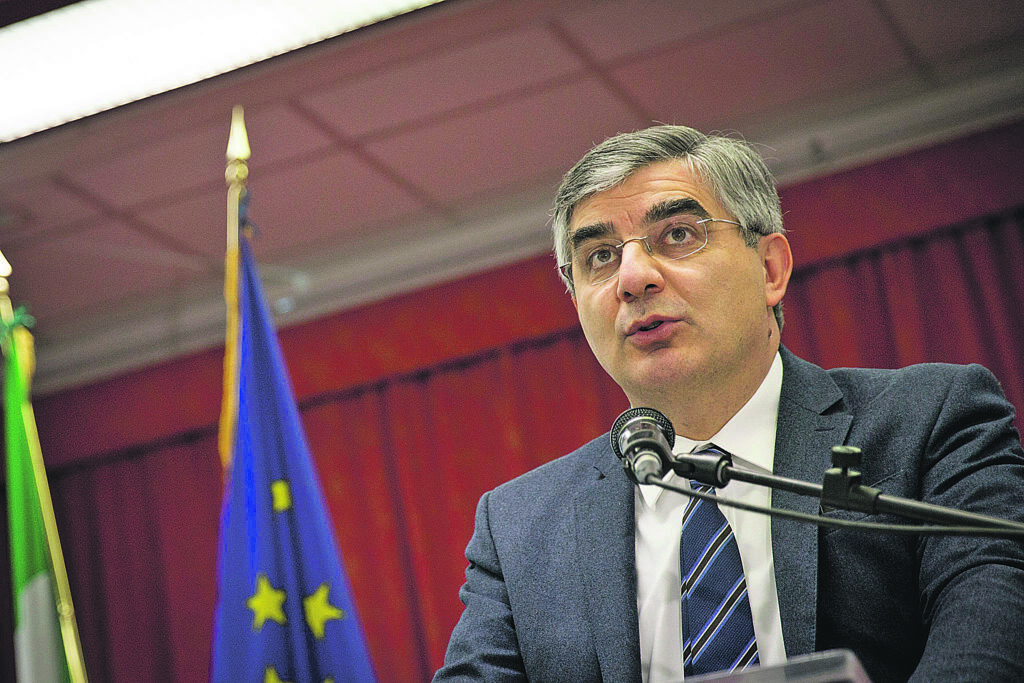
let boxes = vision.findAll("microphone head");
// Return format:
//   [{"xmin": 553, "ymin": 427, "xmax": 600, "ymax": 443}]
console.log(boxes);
[{"xmin": 609, "ymin": 407, "xmax": 675, "ymax": 459}]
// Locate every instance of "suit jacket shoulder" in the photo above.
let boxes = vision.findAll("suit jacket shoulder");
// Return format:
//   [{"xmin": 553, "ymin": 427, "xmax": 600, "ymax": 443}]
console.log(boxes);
[
  {"xmin": 437, "ymin": 434, "xmax": 643, "ymax": 681},
  {"xmin": 775, "ymin": 348, "xmax": 1024, "ymax": 682}
]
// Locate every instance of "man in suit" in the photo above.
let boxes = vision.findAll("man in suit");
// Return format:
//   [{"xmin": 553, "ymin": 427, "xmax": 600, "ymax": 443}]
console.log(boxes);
[{"xmin": 434, "ymin": 125, "xmax": 1024, "ymax": 681}]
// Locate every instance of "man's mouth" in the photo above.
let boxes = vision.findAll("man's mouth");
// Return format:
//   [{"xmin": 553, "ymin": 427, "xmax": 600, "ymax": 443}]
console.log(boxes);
[{"xmin": 626, "ymin": 317, "xmax": 675, "ymax": 336}]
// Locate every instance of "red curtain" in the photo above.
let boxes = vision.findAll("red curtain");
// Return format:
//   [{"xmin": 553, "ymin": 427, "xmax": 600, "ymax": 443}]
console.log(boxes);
[
  {"xmin": 782, "ymin": 208, "xmax": 1024, "ymax": 414},
  {"xmin": 3, "ymin": 121, "xmax": 1024, "ymax": 681}
]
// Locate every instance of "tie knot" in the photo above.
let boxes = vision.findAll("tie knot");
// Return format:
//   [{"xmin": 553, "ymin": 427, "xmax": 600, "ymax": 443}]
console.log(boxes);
[
  {"xmin": 683, "ymin": 443, "xmax": 733, "ymax": 490},
  {"xmin": 689, "ymin": 481, "xmax": 714, "ymax": 495},
  {"xmin": 692, "ymin": 443, "xmax": 729, "ymax": 458}
]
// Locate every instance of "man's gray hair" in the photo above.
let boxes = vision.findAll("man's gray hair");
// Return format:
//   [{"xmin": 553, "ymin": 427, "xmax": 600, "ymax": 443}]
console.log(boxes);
[{"xmin": 552, "ymin": 125, "xmax": 786, "ymax": 328}]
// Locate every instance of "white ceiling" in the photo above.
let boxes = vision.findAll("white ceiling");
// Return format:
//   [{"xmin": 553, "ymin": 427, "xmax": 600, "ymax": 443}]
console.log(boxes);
[{"xmin": 1, "ymin": 0, "xmax": 1023, "ymax": 395}]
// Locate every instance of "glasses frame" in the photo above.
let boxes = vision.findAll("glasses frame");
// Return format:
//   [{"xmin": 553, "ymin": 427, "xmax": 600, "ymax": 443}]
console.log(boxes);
[{"xmin": 559, "ymin": 217, "xmax": 742, "ymax": 287}]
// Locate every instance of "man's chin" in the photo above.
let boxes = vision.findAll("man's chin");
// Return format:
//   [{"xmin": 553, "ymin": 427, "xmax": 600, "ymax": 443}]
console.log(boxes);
[{"xmin": 620, "ymin": 354, "xmax": 703, "ymax": 400}]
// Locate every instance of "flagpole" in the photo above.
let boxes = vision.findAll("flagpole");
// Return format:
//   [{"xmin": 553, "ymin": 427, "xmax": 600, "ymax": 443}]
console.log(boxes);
[
  {"xmin": 0, "ymin": 250, "xmax": 89, "ymax": 683},
  {"xmin": 218, "ymin": 105, "xmax": 251, "ymax": 470}
]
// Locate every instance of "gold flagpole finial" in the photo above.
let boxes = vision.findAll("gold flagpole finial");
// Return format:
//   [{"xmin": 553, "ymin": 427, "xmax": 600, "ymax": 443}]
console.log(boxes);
[
  {"xmin": 225, "ymin": 105, "xmax": 251, "ymax": 191},
  {"xmin": 0, "ymin": 248, "xmax": 13, "ymax": 321},
  {"xmin": 0, "ymin": 248, "xmax": 11, "ymax": 278},
  {"xmin": 226, "ymin": 105, "xmax": 251, "ymax": 163}
]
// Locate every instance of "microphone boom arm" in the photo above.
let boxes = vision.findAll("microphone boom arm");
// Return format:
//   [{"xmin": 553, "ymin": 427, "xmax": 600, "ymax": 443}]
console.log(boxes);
[{"xmin": 670, "ymin": 445, "xmax": 1024, "ymax": 532}]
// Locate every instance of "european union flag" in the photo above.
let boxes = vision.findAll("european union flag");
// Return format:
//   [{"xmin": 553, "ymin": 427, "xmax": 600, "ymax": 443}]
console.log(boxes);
[{"xmin": 211, "ymin": 230, "xmax": 377, "ymax": 682}]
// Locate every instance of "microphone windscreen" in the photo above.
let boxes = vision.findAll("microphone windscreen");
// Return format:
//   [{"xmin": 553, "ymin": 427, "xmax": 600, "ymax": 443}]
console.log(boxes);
[{"xmin": 609, "ymin": 407, "xmax": 675, "ymax": 458}]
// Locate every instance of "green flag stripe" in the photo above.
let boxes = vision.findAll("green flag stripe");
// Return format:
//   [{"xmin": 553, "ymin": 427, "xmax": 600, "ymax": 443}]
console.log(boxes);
[
  {"xmin": 6, "ymin": 325, "xmax": 71, "ymax": 682},
  {"xmin": 6, "ymin": 326, "xmax": 50, "ymax": 623}
]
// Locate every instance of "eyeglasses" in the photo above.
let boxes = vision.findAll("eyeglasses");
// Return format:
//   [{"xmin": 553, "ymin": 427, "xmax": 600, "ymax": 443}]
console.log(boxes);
[{"xmin": 559, "ymin": 217, "xmax": 742, "ymax": 287}]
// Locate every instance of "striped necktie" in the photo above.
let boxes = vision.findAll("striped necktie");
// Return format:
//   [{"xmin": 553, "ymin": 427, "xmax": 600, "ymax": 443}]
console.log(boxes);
[{"xmin": 680, "ymin": 451, "xmax": 759, "ymax": 675}]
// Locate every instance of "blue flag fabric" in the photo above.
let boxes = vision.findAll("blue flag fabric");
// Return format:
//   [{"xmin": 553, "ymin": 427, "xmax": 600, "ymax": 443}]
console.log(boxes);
[{"xmin": 211, "ymin": 234, "xmax": 377, "ymax": 682}]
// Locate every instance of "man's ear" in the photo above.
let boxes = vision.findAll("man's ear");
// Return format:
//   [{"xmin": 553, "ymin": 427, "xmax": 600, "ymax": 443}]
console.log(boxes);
[{"xmin": 761, "ymin": 233, "xmax": 793, "ymax": 307}]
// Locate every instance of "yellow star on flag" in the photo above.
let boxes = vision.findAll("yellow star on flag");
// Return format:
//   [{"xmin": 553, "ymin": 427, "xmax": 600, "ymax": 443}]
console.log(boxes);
[
  {"xmin": 304, "ymin": 583, "xmax": 346, "ymax": 639},
  {"xmin": 271, "ymin": 479, "xmax": 292, "ymax": 512},
  {"xmin": 247, "ymin": 573, "xmax": 287, "ymax": 630},
  {"xmin": 264, "ymin": 666, "xmax": 292, "ymax": 683}
]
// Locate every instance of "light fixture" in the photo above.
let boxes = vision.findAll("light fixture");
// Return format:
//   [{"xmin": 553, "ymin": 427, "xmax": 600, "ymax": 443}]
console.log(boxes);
[{"xmin": 0, "ymin": 0, "xmax": 446, "ymax": 143}]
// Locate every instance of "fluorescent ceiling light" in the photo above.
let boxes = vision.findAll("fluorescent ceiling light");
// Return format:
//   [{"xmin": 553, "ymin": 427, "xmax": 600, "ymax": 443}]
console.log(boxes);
[{"xmin": 0, "ymin": 0, "xmax": 445, "ymax": 143}]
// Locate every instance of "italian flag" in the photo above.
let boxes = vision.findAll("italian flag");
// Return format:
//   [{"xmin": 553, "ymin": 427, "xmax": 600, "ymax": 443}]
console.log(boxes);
[{"xmin": 5, "ymin": 323, "xmax": 70, "ymax": 683}]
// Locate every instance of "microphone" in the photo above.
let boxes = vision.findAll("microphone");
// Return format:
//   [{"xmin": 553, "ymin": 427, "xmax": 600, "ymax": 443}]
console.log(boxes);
[{"xmin": 609, "ymin": 407, "xmax": 675, "ymax": 484}]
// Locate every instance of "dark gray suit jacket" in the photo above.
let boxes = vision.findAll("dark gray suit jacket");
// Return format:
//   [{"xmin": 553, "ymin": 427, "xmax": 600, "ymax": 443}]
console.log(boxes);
[{"xmin": 435, "ymin": 348, "xmax": 1024, "ymax": 681}]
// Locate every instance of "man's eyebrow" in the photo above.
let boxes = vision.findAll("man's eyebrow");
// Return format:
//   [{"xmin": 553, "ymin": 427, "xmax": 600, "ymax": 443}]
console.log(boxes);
[
  {"xmin": 569, "ymin": 222, "xmax": 615, "ymax": 249},
  {"xmin": 568, "ymin": 197, "xmax": 709, "ymax": 249},
  {"xmin": 644, "ymin": 198, "xmax": 709, "ymax": 224}
]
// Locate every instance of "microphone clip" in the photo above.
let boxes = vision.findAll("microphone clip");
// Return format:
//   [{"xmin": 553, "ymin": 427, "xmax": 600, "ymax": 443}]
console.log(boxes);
[{"xmin": 669, "ymin": 447, "xmax": 733, "ymax": 488}]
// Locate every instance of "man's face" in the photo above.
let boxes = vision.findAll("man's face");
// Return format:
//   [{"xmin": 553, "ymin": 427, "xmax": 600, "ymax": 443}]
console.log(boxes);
[{"xmin": 568, "ymin": 159, "xmax": 788, "ymax": 409}]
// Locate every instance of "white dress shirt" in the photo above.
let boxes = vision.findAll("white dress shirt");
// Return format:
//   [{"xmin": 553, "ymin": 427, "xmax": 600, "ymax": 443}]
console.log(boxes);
[{"xmin": 636, "ymin": 352, "xmax": 786, "ymax": 682}]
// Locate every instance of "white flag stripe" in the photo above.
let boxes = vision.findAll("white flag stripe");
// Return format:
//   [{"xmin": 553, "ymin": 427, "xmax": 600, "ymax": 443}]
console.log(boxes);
[{"xmin": 15, "ymin": 573, "xmax": 63, "ymax": 683}]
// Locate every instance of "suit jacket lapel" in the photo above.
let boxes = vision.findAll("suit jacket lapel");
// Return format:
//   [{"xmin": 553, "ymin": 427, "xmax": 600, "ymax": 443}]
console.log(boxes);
[
  {"xmin": 772, "ymin": 348, "xmax": 852, "ymax": 656},
  {"xmin": 573, "ymin": 443, "xmax": 643, "ymax": 681}
]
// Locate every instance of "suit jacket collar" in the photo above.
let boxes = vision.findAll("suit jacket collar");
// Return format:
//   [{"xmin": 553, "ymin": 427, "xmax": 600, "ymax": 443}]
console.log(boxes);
[{"xmin": 772, "ymin": 347, "xmax": 852, "ymax": 656}]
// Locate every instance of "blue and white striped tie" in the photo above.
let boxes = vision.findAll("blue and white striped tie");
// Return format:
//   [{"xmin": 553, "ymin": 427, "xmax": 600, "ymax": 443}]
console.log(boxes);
[{"xmin": 680, "ymin": 455, "xmax": 759, "ymax": 675}]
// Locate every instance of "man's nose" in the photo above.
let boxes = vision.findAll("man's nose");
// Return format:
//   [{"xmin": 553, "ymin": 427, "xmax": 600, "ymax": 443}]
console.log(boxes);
[{"xmin": 616, "ymin": 238, "xmax": 663, "ymax": 300}]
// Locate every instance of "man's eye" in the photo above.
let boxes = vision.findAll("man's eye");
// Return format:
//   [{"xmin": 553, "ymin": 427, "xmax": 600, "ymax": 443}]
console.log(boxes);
[
  {"xmin": 587, "ymin": 246, "xmax": 617, "ymax": 268},
  {"xmin": 665, "ymin": 224, "xmax": 698, "ymax": 244}
]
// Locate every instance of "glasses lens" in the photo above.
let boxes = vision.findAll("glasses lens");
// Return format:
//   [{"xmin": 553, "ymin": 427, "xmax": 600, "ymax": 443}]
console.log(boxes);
[
  {"xmin": 574, "ymin": 242, "xmax": 622, "ymax": 285},
  {"xmin": 570, "ymin": 219, "xmax": 713, "ymax": 286},
  {"xmin": 655, "ymin": 219, "xmax": 708, "ymax": 261}
]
